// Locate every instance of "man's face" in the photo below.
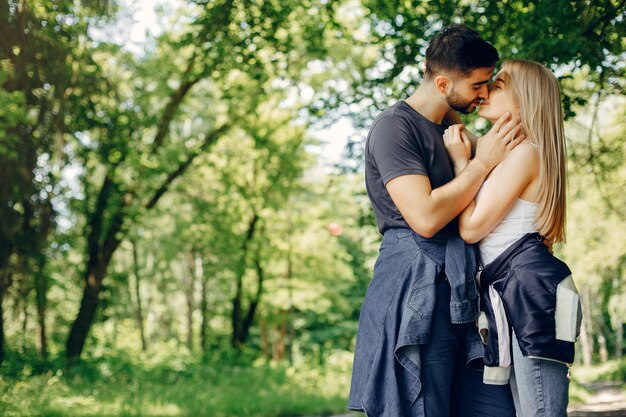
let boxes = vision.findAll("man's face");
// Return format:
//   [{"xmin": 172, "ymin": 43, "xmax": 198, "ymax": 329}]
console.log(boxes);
[{"xmin": 445, "ymin": 67, "xmax": 493, "ymax": 114}]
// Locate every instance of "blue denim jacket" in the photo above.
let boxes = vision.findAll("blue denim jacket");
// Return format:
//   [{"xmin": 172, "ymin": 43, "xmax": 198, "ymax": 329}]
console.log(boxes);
[{"xmin": 349, "ymin": 228, "xmax": 482, "ymax": 416}]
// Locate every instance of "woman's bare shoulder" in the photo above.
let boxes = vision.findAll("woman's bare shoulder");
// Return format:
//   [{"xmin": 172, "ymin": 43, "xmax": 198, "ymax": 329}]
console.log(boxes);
[
  {"xmin": 487, "ymin": 141, "xmax": 538, "ymax": 180},
  {"xmin": 504, "ymin": 140, "xmax": 539, "ymax": 167}
]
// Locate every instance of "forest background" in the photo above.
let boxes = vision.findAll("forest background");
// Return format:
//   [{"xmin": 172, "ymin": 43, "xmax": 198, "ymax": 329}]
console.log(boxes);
[{"xmin": 0, "ymin": 0, "xmax": 624, "ymax": 416}]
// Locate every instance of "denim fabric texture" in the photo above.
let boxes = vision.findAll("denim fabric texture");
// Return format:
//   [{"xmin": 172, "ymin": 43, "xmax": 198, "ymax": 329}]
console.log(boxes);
[
  {"xmin": 349, "ymin": 228, "xmax": 511, "ymax": 416},
  {"xmin": 509, "ymin": 332, "xmax": 570, "ymax": 417},
  {"xmin": 423, "ymin": 280, "xmax": 516, "ymax": 417}
]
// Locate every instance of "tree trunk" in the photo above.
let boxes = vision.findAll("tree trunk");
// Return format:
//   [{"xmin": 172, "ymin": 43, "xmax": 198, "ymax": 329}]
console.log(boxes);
[
  {"xmin": 276, "ymin": 317, "xmax": 286, "ymax": 361},
  {"xmin": 157, "ymin": 269, "xmax": 173, "ymax": 341},
  {"xmin": 285, "ymin": 241, "xmax": 294, "ymax": 365},
  {"xmin": 615, "ymin": 315, "xmax": 623, "ymax": 359},
  {"xmin": 238, "ymin": 244, "xmax": 265, "ymax": 344},
  {"xmin": 131, "ymin": 240, "xmax": 147, "ymax": 352},
  {"xmin": 65, "ymin": 225, "xmax": 124, "ymax": 359},
  {"xmin": 34, "ymin": 256, "xmax": 48, "ymax": 360},
  {"xmin": 145, "ymin": 251, "xmax": 155, "ymax": 344},
  {"xmin": 198, "ymin": 256, "xmax": 209, "ymax": 353},
  {"xmin": 66, "ymin": 172, "xmax": 125, "ymax": 359},
  {"xmin": 66, "ymin": 266, "xmax": 106, "ymax": 358},
  {"xmin": 0, "ymin": 276, "xmax": 5, "ymax": 363},
  {"xmin": 232, "ymin": 213, "xmax": 258, "ymax": 348},
  {"xmin": 598, "ymin": 334, "xmax": 609, "ymax": 363},
  {"xmin": 184, "ymin": 252, "xmax": 198, "ymax": 351},
  {"xmin": 21, "ymin": 297, "xmax": 28, "ymax": 351},
  {"xmin": 260, "ymin": 316, "xmax": 269, "ymax": 359},
  {"xmin": 579, "ymin": 286, "xmax": 594, "ymax": 366}
]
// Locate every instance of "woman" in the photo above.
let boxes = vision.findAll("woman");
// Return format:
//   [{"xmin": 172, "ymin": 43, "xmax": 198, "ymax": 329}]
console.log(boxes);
[{"xmin": 443, "ymin": 59, "xmax": 582, "ymax": 417}]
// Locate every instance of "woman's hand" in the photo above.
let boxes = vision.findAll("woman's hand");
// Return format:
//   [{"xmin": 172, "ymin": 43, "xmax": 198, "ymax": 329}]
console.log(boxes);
[{"xmin": 443, "ymin": 124, "xmax": 471, "ymax": 174}]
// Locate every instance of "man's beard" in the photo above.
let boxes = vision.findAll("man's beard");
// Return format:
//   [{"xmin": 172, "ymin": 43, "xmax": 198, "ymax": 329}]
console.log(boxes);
[{"xmin": 446, "ymin": 88, "xmax": 479, "ymax": 114}]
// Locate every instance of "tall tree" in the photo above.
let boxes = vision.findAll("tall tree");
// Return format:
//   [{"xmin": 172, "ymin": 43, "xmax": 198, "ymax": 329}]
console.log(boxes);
[
  {"xmin": 0, "ymin": 0, "xmax": 101, "ymax": 360},
  {"xmin": 64, "ymin": 0, "xmax": 347, "ymax": 358}
]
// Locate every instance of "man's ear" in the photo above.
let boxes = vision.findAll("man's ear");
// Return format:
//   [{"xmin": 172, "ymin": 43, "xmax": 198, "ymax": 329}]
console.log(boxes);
[{"xmin": 435, "ymin": 75, "xmax": 452, "ymax": 94}]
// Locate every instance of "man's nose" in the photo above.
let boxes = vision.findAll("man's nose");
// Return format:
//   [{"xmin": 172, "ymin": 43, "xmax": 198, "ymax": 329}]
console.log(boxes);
[{"xmin": 478, "ymin": 85, "xmax": 490, "ymax": 98}]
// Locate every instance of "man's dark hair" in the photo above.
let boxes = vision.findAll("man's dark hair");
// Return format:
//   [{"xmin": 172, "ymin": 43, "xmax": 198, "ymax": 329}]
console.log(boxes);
[{"xmin": 425, "ymin": 24, "xmax": 499, "ymax": 78}]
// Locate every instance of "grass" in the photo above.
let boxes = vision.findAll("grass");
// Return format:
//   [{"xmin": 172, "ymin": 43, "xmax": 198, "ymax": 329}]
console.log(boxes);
[
  {"xmin": 2, "ymin": 346, "xmax": 623, "ymax": 416},
  {"xmin": 0, "ymin": 349, "xmax": 354, "ymax": 417}
]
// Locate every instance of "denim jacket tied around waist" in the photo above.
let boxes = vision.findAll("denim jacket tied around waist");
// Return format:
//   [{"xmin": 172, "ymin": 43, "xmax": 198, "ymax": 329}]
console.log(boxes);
[{"xmin": 348, "ymin": 228, "xmax": 483, "ymax": 416}]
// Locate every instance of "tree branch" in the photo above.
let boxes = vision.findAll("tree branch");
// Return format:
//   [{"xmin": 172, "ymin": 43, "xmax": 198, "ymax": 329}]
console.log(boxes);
[
  {"xmin": 144, "ymin": 123, "xmax": 230, "ymax": 210},
  {"xmin": 150, "ymin": 54, "xmax": 201, "ymax": 153},
  {"xmin": 86, "ymin": 174, "xmax": 114, "ymax": 262}
]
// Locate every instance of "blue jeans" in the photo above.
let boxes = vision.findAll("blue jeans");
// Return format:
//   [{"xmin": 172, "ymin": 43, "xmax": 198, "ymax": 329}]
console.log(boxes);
[
  {"xmin": 419, "ymin": 279, "xmax": 516, "ymax": 417},
  {"xmin": 510, "ymin": 332, "xmax": 570, "ymax": 417}
]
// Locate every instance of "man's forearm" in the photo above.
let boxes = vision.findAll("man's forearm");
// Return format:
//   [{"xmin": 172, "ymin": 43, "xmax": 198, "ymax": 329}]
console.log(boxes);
[{"xmin": 425, "ymin": 159, "xmax": 489, "ymax": 233}]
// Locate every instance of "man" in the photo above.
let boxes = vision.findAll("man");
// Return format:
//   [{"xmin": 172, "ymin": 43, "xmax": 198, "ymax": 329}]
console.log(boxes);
[{"xmin": 348, "ymin": 25, "xmax": 522, "ymax": 417}]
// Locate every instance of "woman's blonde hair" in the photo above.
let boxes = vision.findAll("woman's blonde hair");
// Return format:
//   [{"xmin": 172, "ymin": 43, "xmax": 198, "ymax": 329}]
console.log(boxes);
[{"xmin": 500, "ymin": 59, "xmax": 567, "ymax": 243}]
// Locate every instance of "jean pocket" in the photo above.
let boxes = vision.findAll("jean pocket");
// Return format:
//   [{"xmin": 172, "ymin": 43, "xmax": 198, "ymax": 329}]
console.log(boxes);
[
  {"xmin": 555, "ymin": 275, "xmax": 582, "ymax": 342},
  {"xmin": 407, "ymin": 284, "xmax": 436, "ymax": 320}
]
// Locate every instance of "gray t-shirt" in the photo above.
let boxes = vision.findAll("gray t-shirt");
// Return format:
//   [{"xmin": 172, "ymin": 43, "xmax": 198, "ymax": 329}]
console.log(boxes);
[{"xmin": 365, "ymin": 101, "xmax": 457, "ymax": 235}]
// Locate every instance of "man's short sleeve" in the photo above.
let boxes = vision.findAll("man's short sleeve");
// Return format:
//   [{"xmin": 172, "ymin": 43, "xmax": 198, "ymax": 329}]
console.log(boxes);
[{"xmin": 368, "ymin": 114, "xmax": 427, "ymax": 185}]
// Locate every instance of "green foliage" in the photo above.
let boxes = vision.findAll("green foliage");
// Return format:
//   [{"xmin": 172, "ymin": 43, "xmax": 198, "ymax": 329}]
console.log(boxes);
[
  {"xmin": 0, "ymin": 349, "xmax": 352, "ymax": 417},
  {"xmin": 340, "ymin": 0, "xmax": 625, "ymax": 124},
  {"xmin": 558, "ymin": 97, "xmax": 626, "ymax": 363},
  {"xmin": 0, "ymin": 1, "xmax": 624, "ymax": 414},
  {"xmin": 0, "ymin": 69, "xmax": 26, "ymax": 153}
]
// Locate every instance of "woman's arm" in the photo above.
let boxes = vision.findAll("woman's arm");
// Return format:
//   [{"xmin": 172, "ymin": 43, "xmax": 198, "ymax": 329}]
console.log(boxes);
[{"xmin": 456, "ymin": 143, "xmax": 539, "ymax": 243}]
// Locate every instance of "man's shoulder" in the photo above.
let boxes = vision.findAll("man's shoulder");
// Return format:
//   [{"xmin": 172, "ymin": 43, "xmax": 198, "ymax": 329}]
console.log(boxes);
[
  {"xmin": 368, "ymin": 102, "xmax": 425, "ymax": 140},
  {"xmin": 372, "ymin": 101, "xmax": 419, "ymax": 123},
  {"xmin": 371, "ymin": 102, "xmax": 405, "ymax": 125}
]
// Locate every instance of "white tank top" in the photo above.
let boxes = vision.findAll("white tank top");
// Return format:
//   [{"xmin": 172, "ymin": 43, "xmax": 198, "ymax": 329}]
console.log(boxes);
[{"xmin": 476, "ymin": 179, "xmax": 539, "ymax": 265}]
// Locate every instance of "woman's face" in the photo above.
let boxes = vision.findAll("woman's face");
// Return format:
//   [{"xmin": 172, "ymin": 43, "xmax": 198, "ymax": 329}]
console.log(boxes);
[{"xmin": 477, "ymin": 72, "xmax": 518, "ymax": 122}]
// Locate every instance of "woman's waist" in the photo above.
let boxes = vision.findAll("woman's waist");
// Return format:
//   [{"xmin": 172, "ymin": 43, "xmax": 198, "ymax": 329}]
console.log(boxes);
[
  {"xmin": 479, "ymin": 232, "xmax": 531, "ymax": 265},
  {"xmin": 483, "ymin": 218, "xmax": 538, "ymax": 239}
]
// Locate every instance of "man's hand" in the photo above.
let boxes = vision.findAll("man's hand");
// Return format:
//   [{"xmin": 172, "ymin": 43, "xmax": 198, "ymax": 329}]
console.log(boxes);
[
  {"xmin": 443, "ymin": 124, "xmax": 471, "ymax": 174},
  {"xmin": 474, "ymin": 113, "xmax": 525, "ymax": 171},
  {"xmin": 444, "ymin": 109, "xmax": 479, "ymax": 155}
]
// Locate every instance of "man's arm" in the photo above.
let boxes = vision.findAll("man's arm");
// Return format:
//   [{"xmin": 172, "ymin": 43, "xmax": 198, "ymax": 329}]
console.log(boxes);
[
  {"xmin": 387, "ymin": 113, "xmax": 521, "ymax": 237},
  {"xmin": 386, "ymin": 161, "xmax": 489, "ymax": 237}
]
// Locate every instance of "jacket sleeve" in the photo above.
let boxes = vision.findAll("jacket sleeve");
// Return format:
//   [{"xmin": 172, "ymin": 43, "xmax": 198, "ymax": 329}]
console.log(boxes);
[
  {"xmin": 555, "ymin": 274, "xmax": 583, "ymax": 342},
  {"xmin": 481, "ymin": 285, "xmax": 512, "ymax": 385}
]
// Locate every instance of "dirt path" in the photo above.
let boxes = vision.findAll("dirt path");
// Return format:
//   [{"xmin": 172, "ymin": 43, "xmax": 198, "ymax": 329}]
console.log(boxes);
[{"xmin": 568, "ymin": 381, "xmax": 626, "ymax": 417}]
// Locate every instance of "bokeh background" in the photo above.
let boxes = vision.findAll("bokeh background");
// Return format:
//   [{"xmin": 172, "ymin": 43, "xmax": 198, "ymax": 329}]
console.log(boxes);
[{"xmin": 0, "ymin": 0, "xmax": 624, "ymax": 416}]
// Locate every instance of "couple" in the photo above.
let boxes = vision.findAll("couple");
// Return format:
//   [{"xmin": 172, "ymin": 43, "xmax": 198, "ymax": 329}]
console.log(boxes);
[{"xmin": 349, "ymin": 25, "xmax": 581, "ymax": 417}]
